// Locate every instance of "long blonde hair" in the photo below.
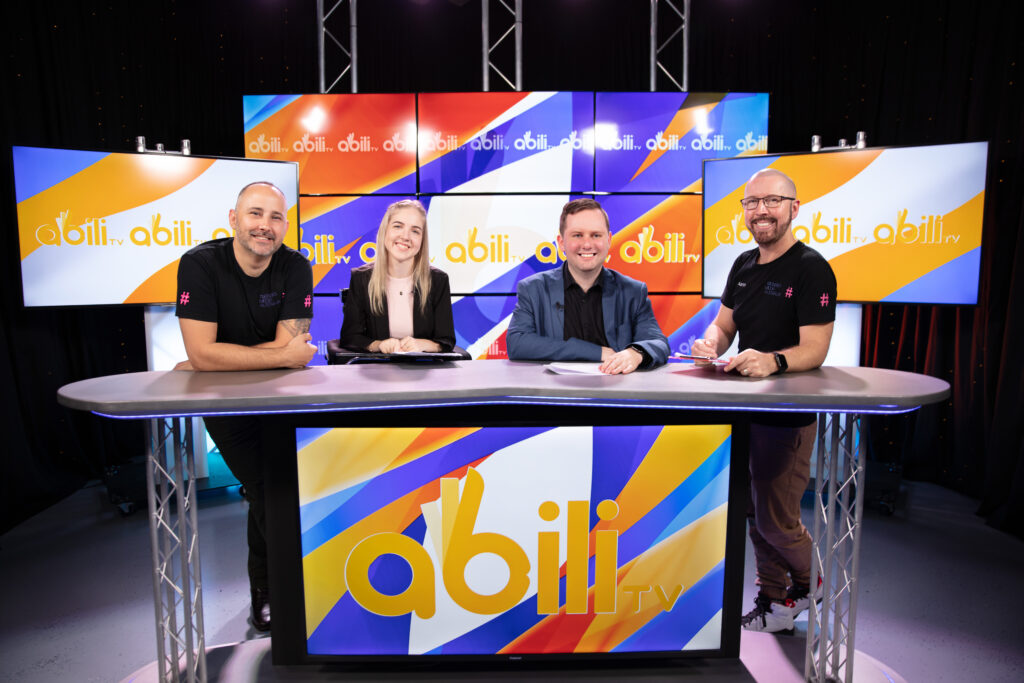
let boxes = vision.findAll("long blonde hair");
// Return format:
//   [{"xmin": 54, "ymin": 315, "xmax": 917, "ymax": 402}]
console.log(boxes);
[{"xmin": 367, "ymin": 199, "xmax": 432, "ymax": 316}]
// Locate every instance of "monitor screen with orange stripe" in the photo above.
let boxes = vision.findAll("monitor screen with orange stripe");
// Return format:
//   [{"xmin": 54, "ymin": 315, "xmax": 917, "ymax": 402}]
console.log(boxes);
[
  {"xmin": 701, "ymin": 142, "xmax": 987, "ymax": 305},
  {"xmin": 13, "ymin": 147, "xmax": 299, "ymax": 307}
]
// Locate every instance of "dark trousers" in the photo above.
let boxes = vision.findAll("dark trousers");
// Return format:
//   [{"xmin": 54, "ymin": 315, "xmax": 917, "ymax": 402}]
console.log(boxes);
[
  {"xmin": 747, "ymin": 421, "xmax": 816, "ymax": 601},
  {"xmin": 204, "ymin": 416, "xmax": 267, "ymax": 592}
]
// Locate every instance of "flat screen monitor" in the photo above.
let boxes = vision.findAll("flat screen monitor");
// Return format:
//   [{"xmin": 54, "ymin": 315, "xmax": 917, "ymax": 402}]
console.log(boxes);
[
  {"xmin": 417, "ymin": 91, "xmax": 595, "ymax": 194},
  {"xmin": 595, "ymin": 92, "xmax": 769, "ymax": 193},
  {"xmin": 243, "ymin": 94, "xmax": 417, "ymax": 195},
  {"xmin": 12, "ymin": 146, "xmax": 299, "ymax": 307},
  {"xmin": 702, "ymin": 142, "xmax": 988, "ymax": 304},
  {"xmin": 266, "ymin": 418, "xmax": 746, "ymax": 663}
]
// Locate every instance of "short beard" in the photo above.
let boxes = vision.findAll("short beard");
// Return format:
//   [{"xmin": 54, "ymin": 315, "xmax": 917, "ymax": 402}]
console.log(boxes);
[{"xmin": 749, "ymin": 216, "xmax": 790, "ymax": 246}]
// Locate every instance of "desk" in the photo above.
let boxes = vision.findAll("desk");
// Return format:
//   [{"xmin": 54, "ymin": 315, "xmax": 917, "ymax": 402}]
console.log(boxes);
[{"xmin": 58, "ymin": 362, "xmax": 949, "ymax": 682}]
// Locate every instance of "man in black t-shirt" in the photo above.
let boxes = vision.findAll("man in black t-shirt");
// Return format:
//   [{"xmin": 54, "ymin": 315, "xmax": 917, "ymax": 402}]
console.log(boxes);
[
  {"xmin": 175, "ymin": 181, "xmax": 314, "ymax": 632},
  {"xmin": 692, "ymin": 169, "xmax": 837, "ymax": 633}
]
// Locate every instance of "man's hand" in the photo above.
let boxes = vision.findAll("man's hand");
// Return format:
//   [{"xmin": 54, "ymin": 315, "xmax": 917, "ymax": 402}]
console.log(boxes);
[
  {"xmin": 398, "ymin": 337, "xmax": 440, "ymax": 353},
  {"xmin": 690, "ymin": 338, "xmax": 719, "ymax": 367},
  {"xmin": 281, "ymin": 332, "xmax": 317, "ymax": 368},
  {"xmin": 599, "ymin": 347, "xmax": 643, "ymax": 375},
  {"xmin": 173, "ymin": 360, "xmax": 194, "ymax": 371},
  {"xmin": 724, "ymin": 349, "xmax": 774, "ymax": 378}
]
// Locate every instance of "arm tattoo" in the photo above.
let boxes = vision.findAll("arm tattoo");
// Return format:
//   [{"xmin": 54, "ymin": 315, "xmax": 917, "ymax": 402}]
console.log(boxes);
[{"xmin": 281, "ymin": 318, "xmax": 311, "ymax": 337}]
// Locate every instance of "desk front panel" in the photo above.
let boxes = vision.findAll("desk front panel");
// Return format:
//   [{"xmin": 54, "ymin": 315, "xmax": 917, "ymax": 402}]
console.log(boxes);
[{"xmin": 265, "ymin": 407, "xmax": 749, "ymax": 665}]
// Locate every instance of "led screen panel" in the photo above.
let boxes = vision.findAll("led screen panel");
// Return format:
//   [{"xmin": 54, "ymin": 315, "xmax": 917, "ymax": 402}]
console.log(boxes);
[
  {"xmin": 426, "ymin": 194, "xmax": 702, "ymax": 295},
  {"xmin": 243, "ymin": 94, "xmax": 417, "ymax": 195},
  {"xmin": 13, "ymin": 146, "xmax": 299, "ymax": 307},
  {"xmin": 300, "ymin": 194, "xmax": 403, "ymax": 294},
  {"xmin": 702, "ymin": 142, "xmax": 988, "ymax": 304},
  {"xmin": 452, "ymin": 294, "xmax": 518, "ymax": 360},
  {"xmin": 595, "ymin": 92, "xmax": 768, "ymax": 193},
  {"xmin": 296, "ymin": 424, "xmax": 733, "ymax": 656},
  {"xmin": 418, "ymin": 92, "xmax": 594, "ymax": 193}
]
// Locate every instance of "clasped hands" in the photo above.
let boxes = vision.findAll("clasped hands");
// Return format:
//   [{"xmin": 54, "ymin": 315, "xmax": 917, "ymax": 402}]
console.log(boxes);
[{"xmin": 377, "ymin": 337, "xmax": 438, "ymax": 354}]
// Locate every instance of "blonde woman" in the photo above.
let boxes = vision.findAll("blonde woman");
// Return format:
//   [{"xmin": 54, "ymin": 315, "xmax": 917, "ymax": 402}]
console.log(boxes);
[{"xmin": 339, "ymin": 200, "xmax": 454, "ymax": 353}]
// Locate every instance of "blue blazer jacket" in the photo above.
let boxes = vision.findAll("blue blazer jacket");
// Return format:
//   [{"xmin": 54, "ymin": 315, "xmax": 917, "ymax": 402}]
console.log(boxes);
[{"xmin": 506, "ymin": 267, "xmax": 670, "ymax": 366}]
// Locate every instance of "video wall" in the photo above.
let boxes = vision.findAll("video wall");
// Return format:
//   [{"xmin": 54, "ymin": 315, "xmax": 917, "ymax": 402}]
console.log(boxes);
[
  {"xmin": 244, "ymin": 91, "xmax": 771, "ymax": 357},
  {"xmin": 13, "ymin": 146, "xmax": 299, "ymax": 307}
]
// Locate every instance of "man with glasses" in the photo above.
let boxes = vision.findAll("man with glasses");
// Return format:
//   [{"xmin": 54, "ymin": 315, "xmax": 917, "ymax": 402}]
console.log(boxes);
[{"xmin": 692, "ymin": 169, "xmax": 837, "ymax": 633}]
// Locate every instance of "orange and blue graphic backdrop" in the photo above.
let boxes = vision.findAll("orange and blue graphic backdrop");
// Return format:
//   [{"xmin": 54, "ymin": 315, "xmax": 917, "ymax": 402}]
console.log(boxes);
[
  {"xmin": 13, "ymin": 146, "xmax": 299, "ymax": 306},
  {"xmin": 244, "ymin": 92, "xmax": 768, "ymax": 296},
  {"xmin": 702, "ymin": 142, "xmax": 987, "ymax": 304},
  {"xmin": 296, "ymin": 425, "xmax": 732, "ymax": 655},
  {"xmin": 595, "ymin": 92, "xmax": 769, "ymax": 193},
  {"xmin": 243, "ymin": 94, "xmax": 417, "ymax": 195}
]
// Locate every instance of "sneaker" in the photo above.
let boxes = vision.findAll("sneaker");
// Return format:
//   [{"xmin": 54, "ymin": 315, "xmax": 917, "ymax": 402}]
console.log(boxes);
[
  {"xmin": 740, "ymin": 595, "xmax": 794, "ymax": 632},
  {"xmin": 781, "ymin": 576, "xmax": 824, "ymax": 617}
]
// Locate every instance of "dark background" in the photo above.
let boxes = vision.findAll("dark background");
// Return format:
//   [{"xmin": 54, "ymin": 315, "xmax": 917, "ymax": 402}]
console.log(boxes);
[{"xmin": 2, "ymin": 0, "xmax": 1021, "ymax": 536}]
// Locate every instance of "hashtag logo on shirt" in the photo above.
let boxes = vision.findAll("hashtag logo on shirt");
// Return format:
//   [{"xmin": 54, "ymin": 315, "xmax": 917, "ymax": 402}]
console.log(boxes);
[
  {"xmin": 304, "ymin": 295, "xmax": 312, "ymax": 308},
  {"xmin": 785, "ymin": 287, "xmax": 793, "ymax": 298},
  {"xmin": 179, "ymin": 292, "xmax": 190, "ymax": 305},
  {"xmin": 820, "ymin": 293, "xmax": 830, "ymax": 307}
]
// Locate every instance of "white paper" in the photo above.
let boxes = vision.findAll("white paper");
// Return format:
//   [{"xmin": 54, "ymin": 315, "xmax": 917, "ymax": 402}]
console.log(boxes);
[{"xmin": 543, "ymin": 362, "xmax": 606, "ymax": 375}]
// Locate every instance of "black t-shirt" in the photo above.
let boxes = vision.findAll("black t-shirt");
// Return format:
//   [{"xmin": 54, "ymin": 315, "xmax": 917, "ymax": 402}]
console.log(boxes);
[
  {"xmin": 722, "ymin": 241, "xmax": 837, "ymax": 427},
  {"xmin": 722, "ymin": 241, "xmax": 837, "ymax": 353},
  {"xmin": 175, "ymin": 238, "xmax": 313, "ymax": 346}
]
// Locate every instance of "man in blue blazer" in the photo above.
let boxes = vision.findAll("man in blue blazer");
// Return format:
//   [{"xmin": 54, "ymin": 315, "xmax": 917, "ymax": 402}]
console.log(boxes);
[{"xmin": 507, "ymin": 198, "xmax": 670, "ymax": 374}]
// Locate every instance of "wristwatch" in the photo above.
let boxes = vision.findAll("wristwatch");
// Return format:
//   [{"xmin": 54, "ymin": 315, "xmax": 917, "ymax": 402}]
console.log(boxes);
[{"xmin": 772, "ymin": 352, "xmax": 788, "ymax": 374}]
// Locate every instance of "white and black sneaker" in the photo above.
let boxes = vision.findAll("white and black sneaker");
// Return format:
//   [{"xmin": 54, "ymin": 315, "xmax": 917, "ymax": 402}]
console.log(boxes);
[
  {"xmin": 740, "ymin": 595, "xmax": 795, "ymax": 633},
  {"xmin": 781, "ymin": 576, "xmax": 824, "ymax": 617}
]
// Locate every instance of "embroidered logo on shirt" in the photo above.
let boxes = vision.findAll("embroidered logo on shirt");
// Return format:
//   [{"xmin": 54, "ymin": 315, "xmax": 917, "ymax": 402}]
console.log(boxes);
[
  {"xmin": 258, "ymin": 292, "xmax": 281, "ymax": 308},
  {"xmin": 820, "ymin": 293, "xmax": 830, "ymax": 307},
  {"xmin": 764, "ymin": 280, "xmax": 783, "ymax": 297},
  {"xmin": 179, "ymin": 291, "xmax": 190, "ymax": 305},
  {"xmin": 785, "ymin": 286, "xmax": 793, "ymax": 298},
  {"xmin": 304, "ymin": 294, "xmax": 312, "ymax": 308}
]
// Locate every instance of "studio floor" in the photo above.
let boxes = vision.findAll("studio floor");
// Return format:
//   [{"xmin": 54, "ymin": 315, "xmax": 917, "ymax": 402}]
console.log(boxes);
[{"xmin": 2, "ymin": 478, "xmax": 1022, "ymax": 682}]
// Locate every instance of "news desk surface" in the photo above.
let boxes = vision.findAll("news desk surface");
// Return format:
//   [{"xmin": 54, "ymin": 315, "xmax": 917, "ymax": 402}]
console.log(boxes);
[{"xmin": 56, "ymin": 360, "xmax": 950, "ymax": 418}]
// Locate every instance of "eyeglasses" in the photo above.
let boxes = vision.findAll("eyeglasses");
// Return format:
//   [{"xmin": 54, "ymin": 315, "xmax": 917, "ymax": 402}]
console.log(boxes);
[{"xmin": 739, "ymin": 195, "xmax": 795, "ymax": 210}]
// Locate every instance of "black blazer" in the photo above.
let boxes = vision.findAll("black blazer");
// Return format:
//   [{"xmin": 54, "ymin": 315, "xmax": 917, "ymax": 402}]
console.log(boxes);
[{"xmin": 339, "ymin": 264, "xmax": 456, "ymax": 352}]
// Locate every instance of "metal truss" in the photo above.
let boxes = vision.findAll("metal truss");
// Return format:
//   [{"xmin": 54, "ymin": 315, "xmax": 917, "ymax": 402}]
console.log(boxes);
[
  {"xmin": 806, "ymin": 412, "xmax": 866, "ymax": 682},
  {"xmin": 649, "ymin": 0, "xmax": 690, "ymax": 91},
  {"xmin": 318, "ymin": 0, "xmax": 358, "ymax": 93},
  {"xmin": 146, "ymin": 418, "xmax": 206, "ymax": 682},
  {"xmin": 482, "ymin": 0, "xmax": 522, "ymax": 91}
]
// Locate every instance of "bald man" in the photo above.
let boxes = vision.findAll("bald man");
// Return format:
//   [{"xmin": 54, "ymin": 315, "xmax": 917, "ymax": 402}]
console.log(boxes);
[
  {"xmin": 175, "ymin": 181, "xmax": 315, "ymax": 632},
  {"xmin": 692, "ymin": 169, "xmax": 837, "ymax": 633}
]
